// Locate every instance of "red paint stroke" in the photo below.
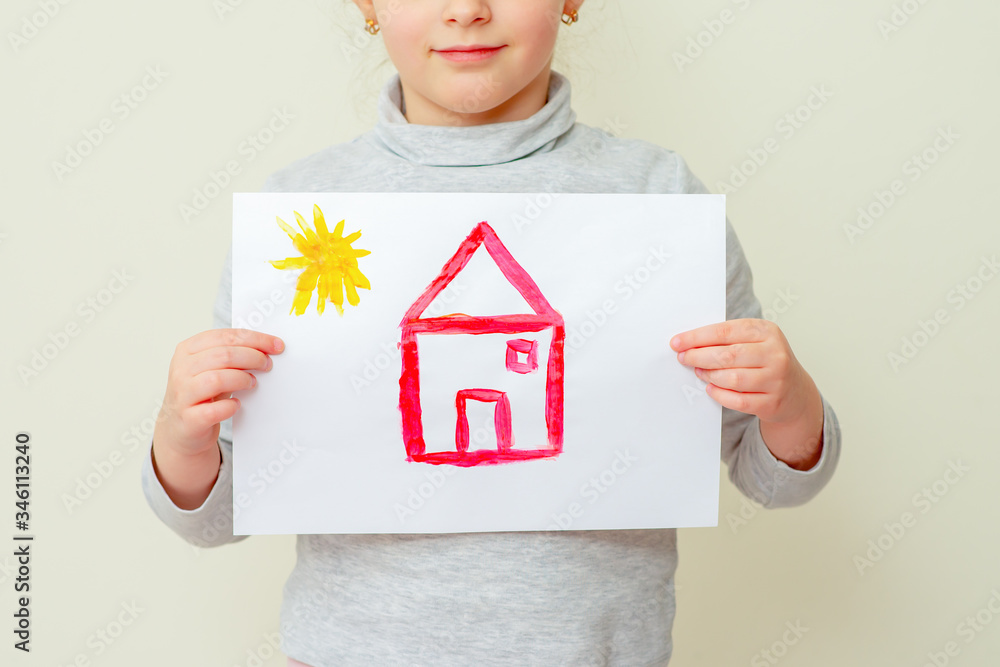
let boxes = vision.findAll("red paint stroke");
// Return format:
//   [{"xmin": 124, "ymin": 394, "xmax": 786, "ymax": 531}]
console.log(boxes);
[
  {"xmin": 409, "ymin": 449, "xmax": 561, "ymax": 468},
  {"xmin": 406, "ymin": 314, "xmax": 561, "ymax": 335},
  {"xmin": 398, "ymin": 221, "xmax": 565, "ymax": 466},
  {"xmin": 455, "ymin": 389, "xmax": 512, "ymax": 452},
  {"xmin": 505, "ymin": 339, "xmax": 539, "ymax": 374}
]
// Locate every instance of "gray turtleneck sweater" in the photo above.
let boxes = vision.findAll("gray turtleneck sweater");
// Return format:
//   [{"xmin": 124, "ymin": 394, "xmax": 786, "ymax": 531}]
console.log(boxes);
[{"xmin": 141, "ymin": 70, "xmax": 842, "ymax": 667}]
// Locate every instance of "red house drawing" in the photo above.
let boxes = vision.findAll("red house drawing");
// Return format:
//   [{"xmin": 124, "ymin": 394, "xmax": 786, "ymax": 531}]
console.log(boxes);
[{"xmin": 398, "ymin": 222, "xmax": 565, "ymax": 467}]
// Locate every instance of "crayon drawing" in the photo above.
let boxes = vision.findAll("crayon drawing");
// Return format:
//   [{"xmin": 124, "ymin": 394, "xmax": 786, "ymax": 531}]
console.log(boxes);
[{"xmin": 399, "ymin": 222, "xmax": 565, "ymax": 467}]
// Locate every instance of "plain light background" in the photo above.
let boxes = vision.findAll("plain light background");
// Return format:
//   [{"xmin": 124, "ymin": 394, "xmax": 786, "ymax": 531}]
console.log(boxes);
[{"xmin": 3, "ymin": 0, "xmax": 997, "ymax": 665}]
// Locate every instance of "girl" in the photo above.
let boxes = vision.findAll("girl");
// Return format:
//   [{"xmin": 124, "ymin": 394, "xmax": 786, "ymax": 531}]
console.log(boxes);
[{"xmin": 142, "ymin": 1, "xmax": 842, "ymax": 664}]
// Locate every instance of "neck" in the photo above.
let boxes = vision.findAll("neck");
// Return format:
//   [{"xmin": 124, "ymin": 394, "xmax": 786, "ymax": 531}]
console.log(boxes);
[{"xmin": 401, "ymin": 65, "xmax": 552, "ymax": 127}]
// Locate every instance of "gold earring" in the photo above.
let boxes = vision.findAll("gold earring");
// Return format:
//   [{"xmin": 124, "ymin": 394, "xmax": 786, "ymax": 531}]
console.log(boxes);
[
  {"xmin": 365, "ymin": 18, "xmax": 380, "ymax": 35},
  {"xmin": 561, "ymin": 9, "xmax": 578, "ymax": 25}
]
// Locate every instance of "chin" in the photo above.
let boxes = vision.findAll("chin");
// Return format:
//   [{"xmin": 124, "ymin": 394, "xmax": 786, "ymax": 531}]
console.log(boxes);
[
  {"xmin": 445, "ymin": 97, "xmax": 503, "ymax": 116},
  {"xmin": 433, "ymin": 87, "xmax": 506, "ymax": 116}
]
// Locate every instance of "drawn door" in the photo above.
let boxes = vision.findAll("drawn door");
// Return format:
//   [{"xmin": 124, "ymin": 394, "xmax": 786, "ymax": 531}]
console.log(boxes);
[{"xmin": 455, "ymin": 389, "xmax": 512, "ymax": 453}]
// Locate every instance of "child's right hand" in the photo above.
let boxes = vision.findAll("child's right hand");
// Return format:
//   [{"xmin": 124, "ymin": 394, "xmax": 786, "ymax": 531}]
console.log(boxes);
[{"xmin": 153, "ymin": 329, "xmax": 284, "ymax": 459}]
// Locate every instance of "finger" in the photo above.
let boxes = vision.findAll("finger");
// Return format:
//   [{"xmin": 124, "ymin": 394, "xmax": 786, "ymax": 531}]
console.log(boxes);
[
  {"xmin": 186, "ymin": 345, "xmax": 273, "ymax": 377},
  {"xmin": 703, "ymin": 383, "xmax": 766, "ymax": 415},
  {"xmin": 184, "ymin": 397, "xmax": 242, "ymax": 433},
  {"xmin": 694, "ymin": 367, "xmax": 769, "ymax": 393},
  {"xmin": 188, "ymin": 374, "xmax": 259, "ymax": 412},
  {"xmin": 181, "ymin": 328, "xmax": 284, "ymax": 356},
  {"xmin": 182, "ymin": 369, "xmax": 257, "ymax": 407},
  {"xmin": 677, "ymin": 342, "xmax": 765, "ymax": 370},
  {"xmin": 670, "ymin": 319, "xmax": 771, "ymax": 353},
  {"xmin": 202, "ymin": 393, "xmax": 239, "ymax": 407},
  {"xmin": 207, "ymin": 389, "xmax": 234, "ymax": 403}
]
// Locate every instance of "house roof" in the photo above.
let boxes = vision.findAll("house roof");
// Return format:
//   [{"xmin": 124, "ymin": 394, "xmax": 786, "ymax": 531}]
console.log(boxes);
[{"xmin": 402, "ymin": 222, "xmax": 560, "ymax": 323}]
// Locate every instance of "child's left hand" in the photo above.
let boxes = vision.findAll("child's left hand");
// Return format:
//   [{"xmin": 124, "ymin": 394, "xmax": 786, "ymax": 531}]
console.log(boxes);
[{"xmin": 670, "ymin": 318, "xmax": 825, "ymax": 471}]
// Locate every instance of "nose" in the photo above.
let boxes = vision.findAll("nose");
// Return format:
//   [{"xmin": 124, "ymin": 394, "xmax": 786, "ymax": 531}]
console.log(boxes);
[{"xmin": 442, "ymin": 0, "xmax": 491, "ymax": 27}]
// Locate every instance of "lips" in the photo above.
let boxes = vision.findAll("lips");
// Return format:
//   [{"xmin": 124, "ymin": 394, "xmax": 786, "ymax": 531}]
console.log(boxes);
[
  {"xmin": 437, "ymin": 44, "xmax": 503, "ymax": 52},
  {"xmin": 434, "ymin": 44, "xmax": 506, "ymax": 62}
]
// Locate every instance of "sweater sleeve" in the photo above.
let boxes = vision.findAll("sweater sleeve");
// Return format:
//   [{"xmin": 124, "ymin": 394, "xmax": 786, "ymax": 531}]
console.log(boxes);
[
  {"xmin": 676, "ymin": 155, "xmax": 842, "ymax": 508},
  {"xmin": 140, "ymin": 207, "xmax": 254, "ymax": 547}
]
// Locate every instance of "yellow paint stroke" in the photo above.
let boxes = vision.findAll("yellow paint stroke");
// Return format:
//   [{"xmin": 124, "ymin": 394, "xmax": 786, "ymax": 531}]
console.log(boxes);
[{"xmin": 269, "ymin": 204, "xmax": 371, "ymax": 316}]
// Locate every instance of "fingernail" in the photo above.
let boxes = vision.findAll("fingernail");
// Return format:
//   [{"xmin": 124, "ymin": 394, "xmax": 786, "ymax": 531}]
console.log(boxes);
[
  {"xmin": 274, "ymin": 339, "xmax": 284, "ymax": 352},
  {"xmin": 265, "ymin": 356, "xmax": 273, "ymax": 371},
  {"xmin": 251, "ymin": 374, "xmax": 257, "ymax": 387},
  {"xmin": 677, "ymin": 351, "xmax": 685, "ymax": 363}
]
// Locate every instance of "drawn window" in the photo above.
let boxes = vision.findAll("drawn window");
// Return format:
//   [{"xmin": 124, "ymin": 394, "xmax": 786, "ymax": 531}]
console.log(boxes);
[{"xmin": 505, "ymin": 339, "xmax": 539, "ymax": 374}]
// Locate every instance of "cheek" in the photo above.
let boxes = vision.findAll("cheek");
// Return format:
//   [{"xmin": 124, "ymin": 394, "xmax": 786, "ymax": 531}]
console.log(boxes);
[
  {"xmin": 517, "ymin": 24, "xmax": 559, "ymax": 58},
  {"xmin": 519, "ymin": 2, "xmax": 564, "ymax": 38},
  {"xmin": 380, "ymin": 13, "xmax": 432, "ymax": 59},
  {"xmin": 382, "ymin": 35, "xmax": 426, "ymax": 71},
  {"xmin": 510, "ymin": 15, "xmax": 560, "ymax": 57}
]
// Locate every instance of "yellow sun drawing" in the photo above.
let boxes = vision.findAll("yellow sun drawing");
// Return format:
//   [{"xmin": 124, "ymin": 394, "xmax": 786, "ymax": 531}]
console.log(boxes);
[{"xmin": 269, "ymin": 204, "xmax": 371, "ymax": 316}]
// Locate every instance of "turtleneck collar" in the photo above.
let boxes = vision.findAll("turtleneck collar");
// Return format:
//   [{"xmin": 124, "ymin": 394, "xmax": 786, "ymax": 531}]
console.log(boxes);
[{"xmin": 370, "ymin": 69, "xmax": 577, "ymax": 167}]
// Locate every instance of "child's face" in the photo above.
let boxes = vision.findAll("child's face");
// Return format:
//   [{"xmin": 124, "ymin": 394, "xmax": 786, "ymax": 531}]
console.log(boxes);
[{"xmin": 355, "ymin": 0, "xmax": 583, "ymax": 126}]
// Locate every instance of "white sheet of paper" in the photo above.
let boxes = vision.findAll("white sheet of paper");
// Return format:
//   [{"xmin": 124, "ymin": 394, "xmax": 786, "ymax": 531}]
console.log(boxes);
[{"xmin": 231, "ymin": 192, "xmax": 725, "ymax": 534}]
